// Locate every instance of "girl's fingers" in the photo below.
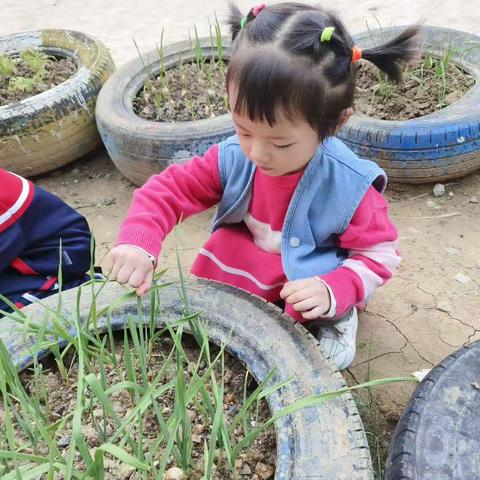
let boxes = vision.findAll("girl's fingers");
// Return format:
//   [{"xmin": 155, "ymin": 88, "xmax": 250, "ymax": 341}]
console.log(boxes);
[
  {"xmin": 280, "ymin": 278, "xmax": 316, "ymax": 299},
  {"xmin": 292, "ymin": 295, "xmax": 321, "ymax": 312},
  {"xmin": 137, "ymin": 273, "xmax": 153, "ymax": 297},
  {"xmin": 285, "ymin": 287, "xmax": 316, "ymax": 306},
  {"xmin": 301, "ymin": 306, "xmax": 326, "ymax": 320},
  {"xmin": 108, "ymin": 257, "xmax": 123, "ymax": 280},
  {"xmin": 280, "ymin": 280, "xmax": 302, "ymax": 299},
  {"xmin": 128, "ymin": 267, "xmax": 150, "ymax": 289},
  {"xmin": 102, "ymin": 253, "xmax": 114, "ymax": 276},
  {"xmin": 116, "ymin": 264, "xmax": 135, "ymax": 284}
]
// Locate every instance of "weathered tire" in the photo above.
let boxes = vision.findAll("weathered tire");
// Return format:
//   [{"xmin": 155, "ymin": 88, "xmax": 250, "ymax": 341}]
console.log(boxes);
[
  {"xmin": 96, "ymin": 37, "xmax": 235, "ymax": 186},
  {"xmin": 0, "ymin": 30, "xmax": 115, "ymax": 177},
  {"xmin": 338, "ymin": 26, "xmax": 480, "ymax": 183},
  {"xmin": 3, "ymin": 280, "xmax": 373, "ymax": 479},
  {"xmin": 386, "ymin": 340, "xmax": 480, "ymax": 479}
]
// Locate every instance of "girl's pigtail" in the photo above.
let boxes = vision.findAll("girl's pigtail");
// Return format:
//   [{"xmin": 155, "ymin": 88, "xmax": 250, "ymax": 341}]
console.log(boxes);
[
  {"xmin": 283, "ymin": 12, "xmax": 344, "ymax": 62},
  {"xmin": 227, "ymin": 2, "xmax": 245, "ymax": 40},
  {"xmin": 283, "ymin": 12, "xmax": 354, "ymax": 81},
  {"xmin": 361, "ymin": 25, "xmax": 422, "ymax": 82}
]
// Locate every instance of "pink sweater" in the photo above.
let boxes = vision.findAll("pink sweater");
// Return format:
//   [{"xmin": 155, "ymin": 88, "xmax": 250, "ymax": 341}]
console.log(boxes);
[{"xmin": 118, "ymin": 144, "xmax": 400, "ymax": 320}]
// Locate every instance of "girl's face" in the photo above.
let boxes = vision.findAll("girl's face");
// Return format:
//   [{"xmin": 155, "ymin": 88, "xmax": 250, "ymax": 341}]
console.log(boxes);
[{"xmin": 230, "ymin": 106, "xmax": 320, "ymax": 177}]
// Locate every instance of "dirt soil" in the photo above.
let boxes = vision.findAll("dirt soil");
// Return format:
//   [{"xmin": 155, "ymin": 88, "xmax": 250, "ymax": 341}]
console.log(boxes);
[
  {"xmin": 134, "ymin": 62, "xmax": 228, "ymax": 122},
  {"xmin": 0, "ymin": 52, "xmax": 76, "ymax": 106},
  {"xmin": 355, "ymin": 57, "xmax": 475, "ymax": 120},
  {"xmin": 10, "ymin": 334, "xmax": 275, "ymax": 479}
]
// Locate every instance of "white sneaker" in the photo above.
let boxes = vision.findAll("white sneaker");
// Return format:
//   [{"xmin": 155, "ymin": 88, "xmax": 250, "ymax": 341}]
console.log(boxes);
[{"xmin": 316, "ymin": 308, "xmax": 358, "ymax": 370}]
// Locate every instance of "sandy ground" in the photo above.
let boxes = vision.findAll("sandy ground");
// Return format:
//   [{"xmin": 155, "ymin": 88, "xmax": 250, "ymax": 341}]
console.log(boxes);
[{"xmin": 2, "ymin": 0, "xmax": 480, "ymax": 439}]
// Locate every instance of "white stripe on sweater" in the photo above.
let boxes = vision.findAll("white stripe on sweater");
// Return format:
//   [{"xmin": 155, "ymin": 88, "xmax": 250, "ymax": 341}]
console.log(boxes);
[
  {"xmin": 342, "ymin": 240, "xmax": 400, "ymax": 300},
  {"xmin": 342, "ymin": 258, "xmax": 384, "ymax": 299},
  {"xmin": 198, "ymin": 248, "xmax": 285, "ymax": 291},
  {"xmin": 244, "ymin": 213, "xmax": 282, "ymax": 253},
  {"xmin": 0, "ymin": 174, "xmax": 30, "ymax": 226},
  {"xmin": 348, "ymin": 240, "xmax": 401, "ymax": 275}
]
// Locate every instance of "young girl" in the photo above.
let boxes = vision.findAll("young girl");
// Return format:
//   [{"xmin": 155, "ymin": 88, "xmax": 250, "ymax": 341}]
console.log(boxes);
[
  {"xmin": 0, "ymin": 168, "xmax": 93, "ymax": 312},
  {"xmin": 104, "ymin": 3, "xmax": 419, "ymax": 370}
]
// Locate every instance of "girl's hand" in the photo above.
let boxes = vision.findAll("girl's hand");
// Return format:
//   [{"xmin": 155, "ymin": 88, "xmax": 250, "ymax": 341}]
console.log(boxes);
[
  {"xmin": 103, "ymin": 245, "xmax": 155, "ymax": 296},
  {"xmin": 280, "ymin": 277, "xmax": 331, "ymax": 320}
]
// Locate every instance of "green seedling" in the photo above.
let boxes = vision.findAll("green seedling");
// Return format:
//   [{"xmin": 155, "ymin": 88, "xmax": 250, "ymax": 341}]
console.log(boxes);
[
  {"xmin": 0, "ymin": 54, "xmax": 15, "ymax": 77},
  {"xmin": 19, "ymin": 48, "xmax": 50, "ymax": 75}
]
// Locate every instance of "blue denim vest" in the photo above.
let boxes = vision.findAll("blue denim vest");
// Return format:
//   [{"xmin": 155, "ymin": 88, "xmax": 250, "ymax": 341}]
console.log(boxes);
[{"xmin": 211, "ymin": 135, "xmax": 387, "ymax": 281}]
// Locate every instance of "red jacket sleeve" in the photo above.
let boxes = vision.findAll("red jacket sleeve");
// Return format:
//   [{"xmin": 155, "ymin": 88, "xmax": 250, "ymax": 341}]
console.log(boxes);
[
  {"xmin": 117, "ymin": 144, "xmax": 223, "ymax": 258},
  {"xmin": 318, "ymin": 186, "xmax": 400, "ymax": 317}
]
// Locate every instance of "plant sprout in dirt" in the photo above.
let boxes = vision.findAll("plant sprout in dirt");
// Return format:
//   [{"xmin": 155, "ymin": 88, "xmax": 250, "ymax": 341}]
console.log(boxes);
[
  {"xmin": 355, "ymin": 20, "xmax": 477, "ymax": 120},
  {"xmin": 0, "ymin": 48, "xmax": 76, "ymax": 106},
  {"xmin": 0, "ymin": 265, "xmax": 419, "ymax": 479},
  {"xmin": 133, "ymin": 15, "xmax": 229, "ymax": 122}
]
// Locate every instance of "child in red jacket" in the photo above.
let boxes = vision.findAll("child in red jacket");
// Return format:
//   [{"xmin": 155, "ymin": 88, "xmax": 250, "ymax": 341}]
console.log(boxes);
[{"xmin": 0, "ymin": 168, "xmax": 93, "ymax": 312}]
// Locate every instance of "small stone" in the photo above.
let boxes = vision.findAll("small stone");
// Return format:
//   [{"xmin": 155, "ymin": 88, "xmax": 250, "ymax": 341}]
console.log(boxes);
[
  {"xmin": 164, "ymin": 467, "xmax": 184, "ymax": 480},
  {"xmin": 432, "ymin": 183, "xmax": 446, "ymax": 197},
  {"xmin": 445, "ymin": 246, "xmax": 459, "ymax": 256},
  {"xmin": 192, "ymin": 423, "xmax": 205, "ymax": 435},
  {"xmin": 118, "ymin": 464, "xmax": 135, "ymax": 479},
  {"xmin": 186, "ymin": 409, "xmax": 196, "ymax": 421},
  {"xmin": 426, "ymin": 199, "xmax": 439, "ymax": 209},
  {"xmin": 470, "ymin": 196, "xmax": 479, "ymax": 204},
  {"xmin": 192, "ymin": 434, "xmax": 202, "ymax": 443},
  {"xmin": 448, "ymin": 191, "xmax": 454, "ymax": 197},
  {"xmin": 228, "ymin": 404, "xmax": 239, "ymax": 415},
  {"xmin": 82, "ymin": 425, "xmax": 101, "ymax": 446},
  {"xmin": 455, "ymin": 272, "xmax": 471, "ymax": 285},
  {"xmin": 240, "ymin": 464, "xmax": 252, "ymax": 475},
  {"xmin": 57, "ymin": 435, "xmax": 70, "ymax": 448},
  {"xmin": 235, "ymin": 458, "xmax": 244, "ymax": 469},
  {"xmin": 472, "ymin": 382, "xmax": 480, "ymax": 391},
  {"xmin": 255, "ymin": 462, "xmax": 275, "ymax": 479},
  {"xmin": 445, "ymin": 91, "xmax": 462, "ymax": 105}
]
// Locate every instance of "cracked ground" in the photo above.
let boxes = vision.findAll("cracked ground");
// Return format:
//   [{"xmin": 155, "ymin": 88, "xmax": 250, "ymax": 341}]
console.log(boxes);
[{"xmin": 36, "ymin": 148, "xmax": 480, "ymax": 424}]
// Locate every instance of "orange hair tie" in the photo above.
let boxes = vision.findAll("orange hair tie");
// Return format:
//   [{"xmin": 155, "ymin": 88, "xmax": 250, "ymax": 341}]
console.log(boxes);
[{"xmin": 351, "ymin": 45, "xmax": 362, "ymax": 63}]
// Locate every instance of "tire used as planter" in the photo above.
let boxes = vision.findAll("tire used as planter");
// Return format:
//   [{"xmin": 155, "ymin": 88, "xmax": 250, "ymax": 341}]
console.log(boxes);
[
  {"xmin": 96, "ymin": 38, "xmax": 235, "ymax": 186},
  {"xmin": 2, "ymin": 280, "xmax": 373, "ymax": 479},
  {"xmin": 386, "ymin": 340, "xmax": 480, "ymax": 480},
  {"xmin": 338, "ymin": 26, "xmax": 480, "ymax": 183},
  {"xmin": 0, "ymin": 30, "xmax": 115, "ymax": 177}
]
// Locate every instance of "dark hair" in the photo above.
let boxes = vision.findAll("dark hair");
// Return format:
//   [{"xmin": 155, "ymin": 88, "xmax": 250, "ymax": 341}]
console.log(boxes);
[{"xmin": 226, "ymin": 2, "xmax": 421, "ymax": 140}]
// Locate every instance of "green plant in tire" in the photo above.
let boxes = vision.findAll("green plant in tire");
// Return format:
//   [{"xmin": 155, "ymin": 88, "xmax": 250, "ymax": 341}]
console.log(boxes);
[
  {"xmin": 133, "ymin": 19, "xmax": 227, "ymax": 122},
  {"xmin": 422, "ymin": 45, "xmax": 476, "ymax": 107},
  {"xmin": 0, "ymin": 271, "xmax": 420, "ymax": 479},
  {"xmin": 5, "ymin": 48, "xmax": 51, "ymax": 93},
  {"xmin": 189, "ymin": 25, "xmax": 205, "ymax": 71}
]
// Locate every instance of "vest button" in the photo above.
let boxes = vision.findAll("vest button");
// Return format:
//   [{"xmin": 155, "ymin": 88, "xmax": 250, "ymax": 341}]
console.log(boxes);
[{"xmin": 289, "ymin": 237, "xmax": 300, "ymax": 247}]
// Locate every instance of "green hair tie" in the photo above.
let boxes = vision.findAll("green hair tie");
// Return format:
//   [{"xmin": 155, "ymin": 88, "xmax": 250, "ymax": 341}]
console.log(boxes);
[
  {"xmin": 240, "ymin": 16, "xmax": 248, "ymax": 29},
  {"xmin": 320, "ymin": 26, "xmax": 335, "ymax": 42}
]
